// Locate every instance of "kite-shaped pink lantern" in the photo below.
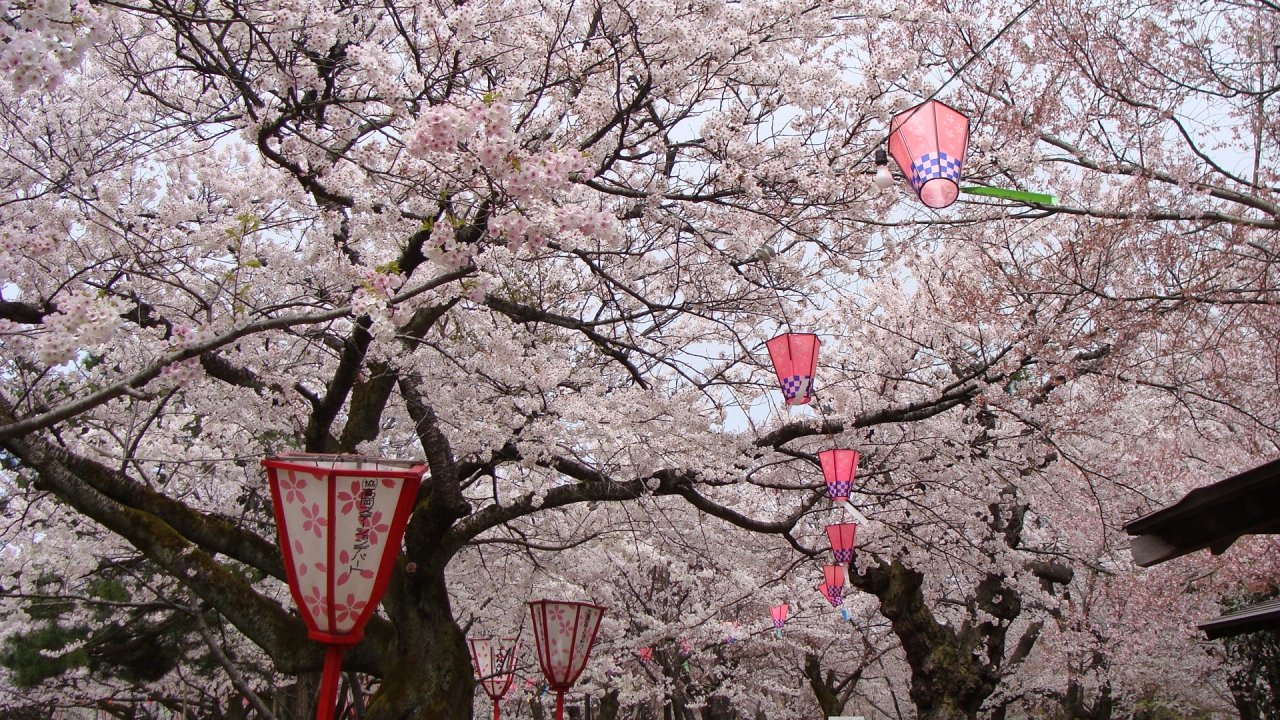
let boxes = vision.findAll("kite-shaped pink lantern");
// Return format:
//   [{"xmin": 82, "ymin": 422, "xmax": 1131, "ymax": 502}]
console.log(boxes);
[
  {"xmin": 638, "ymin": 647, "xmax": 653, "ymax": 663},
  {"xmin": 470, "ymin": 637, "xmax": 522, "ymax": 720},
  {"xmin": 261, "ymin": 454, "xmax": 424, "ymax": 720},
  {"xmin": 528, "ymin": 600, "xmax": 605, "ymax": 720},
  {"xmin": 820, "ymin": 565, "xmax": 845, "ymax": 607},
  {"xmin": 770, "ymin": 604, "xmax": 789, "ymax": 628},
  {"xmin": 887, "ymin": 100, "xmax": 971, "ymax": 209},
  {"xmin": 766, "ymin": 333, "xmax": 820, "ymax": 405},
  {"xmin": 826, "ymin": 523, "xmax": 858, "ymax": 565},
  {"xmin": 819, "ymin": 449, "xmax": 859, "ymax": 504}
]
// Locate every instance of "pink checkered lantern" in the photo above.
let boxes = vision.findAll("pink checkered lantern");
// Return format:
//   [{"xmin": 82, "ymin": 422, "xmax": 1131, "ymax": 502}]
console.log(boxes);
[
  {"xmin": 887, "ymin": 100, "xmax": 972, "ymax": 209},
  {"xmin": 818, "ymin": 564, "xmax": 845, "ymax": 608},
  {"xmin": 261, "ymin": 454, "xmax": 425, "ymax": 720},
  {"xmin": 819, "ymin": 449, "xmax": 859, "ymax": 504},
  {"xmin": 770, "ymin": 604, "xmax": 789, "ymax": 628},
  {"xmin": 766, "ymin": 333, "xmax": 820, "ymax": 405},
  {"xmin": 826, "ymin": 523, "xmax": 858, "ymax": 565},
  {"xmin": 470, "ymin": 637, "xmax": 522, "ymax": 720},
  {"xmin": 528, "ymin": 600, "xmax": 606, "ymax": 720}
]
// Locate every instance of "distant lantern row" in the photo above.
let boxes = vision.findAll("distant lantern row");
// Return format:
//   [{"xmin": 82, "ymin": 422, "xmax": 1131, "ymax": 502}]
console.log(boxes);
[{"xmin": 765, "ymin": 334, "xmax": 864, "ymax": 626}]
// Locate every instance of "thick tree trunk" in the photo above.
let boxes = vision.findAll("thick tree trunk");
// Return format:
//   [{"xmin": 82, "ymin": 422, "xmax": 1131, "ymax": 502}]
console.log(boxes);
[
  {"xmin": 364, "ymin": 563, "xmax": 474, "ymax": 720},
  {"xmin": 850, "ymin": 558, "xmax": 996, "ymax": 720}
]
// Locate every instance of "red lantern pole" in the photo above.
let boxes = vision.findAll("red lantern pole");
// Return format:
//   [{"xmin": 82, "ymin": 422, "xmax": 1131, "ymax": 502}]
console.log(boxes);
[
  {"xmin": 262, "ymin": 454, "xmax": 425, "ymax": 720},
  {"xmin": 528, "ymin": 600, "xmax": 606, "ymax": 720}
]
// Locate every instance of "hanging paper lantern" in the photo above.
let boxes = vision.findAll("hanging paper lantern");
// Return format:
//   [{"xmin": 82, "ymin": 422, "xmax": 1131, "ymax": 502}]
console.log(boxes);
[
  {"xmin": 770, "ymin": 604, "xmax": 789, "ymax": 629},
  {"xmin": 638, "ymin": 647, "xmax": 653, "ymax": 663},
  {"xmin": 819, "ymin": 449, "xmax": 859, "ymax": 504},
  {"xmin": 528, "ymin": 600, "xmax": 605, "ymax": 720},
  {"xmin": 819, "ymin": 564, "xmax": 845, "ymax": 608},
  {"xmin": 826, "ymin": 523, "xmax": 858, "ymax": 564},
  {"xmin": 470, "ymin": 637, "xmax": 522, "ymax": 720},
  {"xmin": 679, "ymin": 638, "xmax": 692, "ymax": 657},
  {"xmin": 261, "ymin": 454, "xmax": 425, "ymax": 720},
  {"xmin": 766, "ymin": 333, "xmax": 820, "ymax": 405},
  {"xmin": 887, "ymin": 100, "xmax": 971, "ymax": 209}
]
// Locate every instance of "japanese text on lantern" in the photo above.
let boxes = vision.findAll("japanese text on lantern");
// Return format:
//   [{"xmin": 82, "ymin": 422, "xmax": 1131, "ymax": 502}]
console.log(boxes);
[{"xmin": 351, "ymin": 479, "xmax": 378, "ymax": 570}]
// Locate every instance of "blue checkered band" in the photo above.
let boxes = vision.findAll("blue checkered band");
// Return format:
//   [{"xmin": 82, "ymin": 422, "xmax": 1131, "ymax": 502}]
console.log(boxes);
[
  {"xmin": 773, "ymin": 619, "xmax": 784, "ymax": 628},
  {"xmin": 827, "ymin": 586, "xmax": 843, "ymax": 607},
  {"xmin": 827, "ymin": 480, "xmax": 851, "ymax": 501},
  {"xmin": 833, "ymin": 548, "xmax": 853, "ymax": 564},
  {"xmin": 781, "ymin": 375, "xmax": 812, "ymax": 403},
  {"xmin": 909, "ymin": 151, "xmax": 962, "ymax": 192}
]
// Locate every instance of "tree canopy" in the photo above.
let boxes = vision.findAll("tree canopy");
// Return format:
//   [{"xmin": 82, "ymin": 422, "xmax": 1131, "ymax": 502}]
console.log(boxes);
[{"xmin": 1, "ymin": 0, "xmax": 1278, "ymax": 718}]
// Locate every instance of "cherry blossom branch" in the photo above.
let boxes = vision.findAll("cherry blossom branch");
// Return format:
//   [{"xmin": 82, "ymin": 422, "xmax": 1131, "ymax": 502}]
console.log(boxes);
[{"xmin": 0, "ymin": 266, "xmax": 472, "ymax": 441}]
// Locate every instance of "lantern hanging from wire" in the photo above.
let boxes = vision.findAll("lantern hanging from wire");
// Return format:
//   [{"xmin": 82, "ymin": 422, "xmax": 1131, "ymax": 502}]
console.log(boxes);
[
  {"xmin": 819, "ymin": 565, "xmax": 851, "ymax": 620},
  {"xmin": 470, "ymin": 637, "xmax": 522, "ymax": 720},
  {"xmin": 819, "ymin": 449, "xmax": 859, "ymax": 504},
  {"xmin": 766, "ymin": 333, "xmax": 820, "ymax": 405},
  {"xmin": 528, "ymin": 600, "xmax": 605, "ymax": 720},
  {"xmin": 638, "ymin": 647, "xmax": 653, "ymax": 663},
  {"xmin": 826, "ymin": 523, "xmax": 859, "ymax": 564},
  {"xmin": 261, "ymin": 454, "xmax": 425, "ymax": 720},
  {"xmin": 887, "ymin": 100, "xmax": 971, "ymax": 209},
  {"xmin": 770, "ymin": 604, "xmax": 789, "ymax": 637}
]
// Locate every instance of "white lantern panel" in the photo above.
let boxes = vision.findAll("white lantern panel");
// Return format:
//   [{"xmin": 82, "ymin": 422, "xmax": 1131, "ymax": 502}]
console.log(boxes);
[
  {"xmin": 328, "ymin": 475, "xmax": 411, "ymax": 633},
  {"xmin": 276, "ymin": 468, "xmax": 333, "ymax": 632}
]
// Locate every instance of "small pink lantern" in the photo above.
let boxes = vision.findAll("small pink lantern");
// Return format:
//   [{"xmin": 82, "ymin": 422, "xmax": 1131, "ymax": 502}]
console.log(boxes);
[
  {"xmin": 826, "ymin": 523, "xmax": 858, "ymax": 564},
  {"xmin": 819, "ymin": 449, "xmax": 859, "ymax": 504},
  {"xmin": 819, "ymin": 565, "xmax": 845, "ymax": 608},
  {"xmin": 262, "ymin": 454, "xmax": 425, "ymax": 720},
  {"xmin": 638, "ymin": 647, "xmax": 653, "ymax": 663},
  {"xmin": 470, "ymin": 637, "xmax": 522, "ymax": 720},
  {"xmin": 887, "ymin": 100, "xmax": 971, "ymax": 209},
  {"xmin": 528, "ymin": 600, "xmax": 605, "ymax": 720},
  {"xmin": 770, "ymin": 604, "xmax": 789, "ymax": 628},
  {"xmin": 766, "ymin": 333, "xmax": 820, "ymax": 405}
]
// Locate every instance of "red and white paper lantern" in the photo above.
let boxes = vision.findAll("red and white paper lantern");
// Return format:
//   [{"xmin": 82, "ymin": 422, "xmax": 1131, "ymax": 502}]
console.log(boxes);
[
  {"xmin": 470, "ymin": 637, "xmax": 522, "ymax": 720},
  {"xmin": 262, "ymin": 454, "xmax": 425, "ymax": 720},
  {"xmin": 528, "ymin": 600, "xmax": 605, "ymax": 720}
]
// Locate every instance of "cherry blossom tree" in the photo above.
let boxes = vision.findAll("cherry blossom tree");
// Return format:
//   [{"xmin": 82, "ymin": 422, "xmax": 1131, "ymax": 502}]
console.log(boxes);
[{"xmin": 1, "ymin": 0, "xmax": 1279, "ymax": 718}]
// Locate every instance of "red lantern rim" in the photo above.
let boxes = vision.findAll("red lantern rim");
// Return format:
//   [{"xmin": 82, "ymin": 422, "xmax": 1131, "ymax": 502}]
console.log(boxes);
[{"xmin": 263, "ymin": 455, "xmax": 425, "ymax": 645}]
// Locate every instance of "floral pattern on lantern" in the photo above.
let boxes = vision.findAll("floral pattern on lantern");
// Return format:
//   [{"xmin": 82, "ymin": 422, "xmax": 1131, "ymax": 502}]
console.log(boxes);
[
  {"xmin": 826, "ymin": 523, "xmax": 858, "ymax": 564},
  {"xmin": 819, "ymin": 449, "xmax": 859, "ymax": 504},
  {"xmin": 766, "ymin": 333, "xmax": 820, "ymax": 405},
  {"xmin": 887, "ymin": 100, "xmax": 971, "ymax": 209},
  {"xmin": 470, "ymin": 637, "xmax": 521, "ymax": 720},
  {"xmin": 269, "ymin": 462, "xmax": 418, "ymax": 640}
]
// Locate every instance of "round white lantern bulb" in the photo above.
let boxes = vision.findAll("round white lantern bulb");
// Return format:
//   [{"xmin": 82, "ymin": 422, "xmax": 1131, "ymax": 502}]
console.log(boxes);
[{"xmin": 873, "ymin": 165, "xmax": 894, "ymax": 189}]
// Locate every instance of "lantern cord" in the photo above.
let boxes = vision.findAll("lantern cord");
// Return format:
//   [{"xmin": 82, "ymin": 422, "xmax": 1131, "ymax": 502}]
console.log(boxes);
[
  {"xmin": 856, "ymin": 0, "xmax": 1042, "ymax": 169},
  {"xmin": 760, "ymin": 257, "xmax": 794, "ymax": 335},
  {"xmin": 315, "ymin": 646, "xmax": 346, "ymax": 720}
]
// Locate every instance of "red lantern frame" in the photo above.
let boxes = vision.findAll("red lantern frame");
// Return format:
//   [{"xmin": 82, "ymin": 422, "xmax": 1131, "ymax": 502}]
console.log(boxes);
[
  {"xmin": 262, "ymin": 454, "xmax": 425, "ymax": 720},
  {"xmin": 819, "ymin": 449, "xmax": 859, "ymax": 504},
  {"xmin": 766, "ymin": 333, "xmax": 820, "ymax": 405},
  {"xmin": 528, "ymin": 600, "xmax": 606, "ymax": 720}
]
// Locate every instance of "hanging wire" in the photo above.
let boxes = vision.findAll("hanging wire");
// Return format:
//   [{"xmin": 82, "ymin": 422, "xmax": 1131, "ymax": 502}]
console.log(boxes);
[{"xmin": 856, "ymin": 0, "xmax": 1044, "ymax": 165}]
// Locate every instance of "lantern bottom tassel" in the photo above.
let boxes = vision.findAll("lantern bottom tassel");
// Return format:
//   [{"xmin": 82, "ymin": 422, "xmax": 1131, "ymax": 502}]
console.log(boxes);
[
  {"xmin": 775, "ymin": 629, "xmax": 782, "ymax": 638},
  {"xmin": 840, "ymin": 609, "xmax": 850, "ymax": 621},
  {"xmin": 315, "ymin": 645, "xmax": 346, "ymax": 720}
]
